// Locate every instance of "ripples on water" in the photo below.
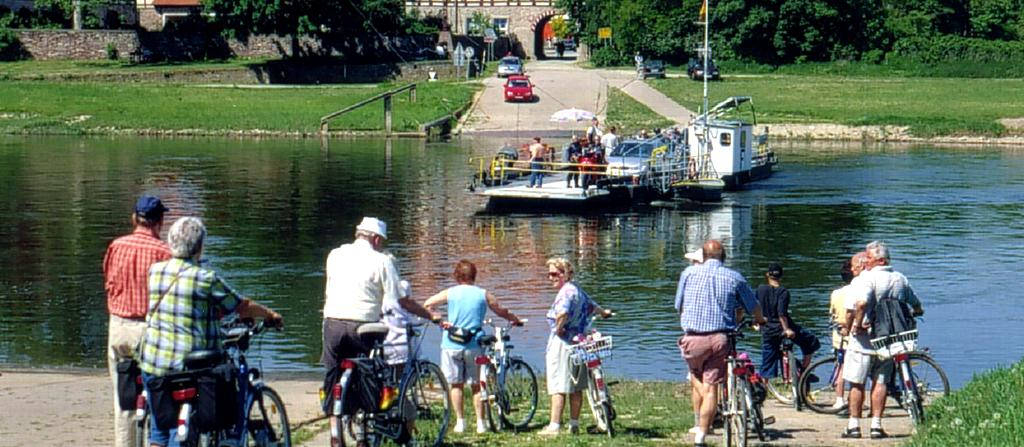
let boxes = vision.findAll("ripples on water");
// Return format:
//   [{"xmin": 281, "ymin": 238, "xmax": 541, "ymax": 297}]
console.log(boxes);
[{"xmin": 1, "ymin": 137, "xmax": 1022, "ymax": 388}]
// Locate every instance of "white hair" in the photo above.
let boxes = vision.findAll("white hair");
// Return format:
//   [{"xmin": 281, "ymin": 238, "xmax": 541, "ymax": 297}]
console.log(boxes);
[
  {"xmin": 168, "ymin": 217, "xmax": 206, "ymax": 259},
  {"xmin": 866, "ymin": 240, "xmax": 890, "ymax": 262}
]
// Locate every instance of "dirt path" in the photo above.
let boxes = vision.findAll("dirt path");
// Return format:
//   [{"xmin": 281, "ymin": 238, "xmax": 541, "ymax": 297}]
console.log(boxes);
[
  {"xmin": 748, "ymin": 399, "xmax": 913, "ymax": 446},
  {"xmin": 0, "ymin": 368, "xmax": 324, "ymax": 447}
]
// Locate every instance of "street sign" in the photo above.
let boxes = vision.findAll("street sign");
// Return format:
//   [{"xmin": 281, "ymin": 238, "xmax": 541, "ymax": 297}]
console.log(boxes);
[
  {"xmin": 483, "ymin": 28, "xmax": 497, "ymax": 44},
  {"xmin": 598, "ymin": 27, "xmax": 612, "ymax": 39},
  {"xmin": 453, "ymin": 42, "xmax": 465, "ymax": 67},
  {"xmin": 465, "ymin": 46, "xmax": 475, "ymax": 59}
]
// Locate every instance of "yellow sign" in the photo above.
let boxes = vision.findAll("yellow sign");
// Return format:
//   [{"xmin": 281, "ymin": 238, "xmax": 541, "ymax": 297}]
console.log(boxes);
[{"xmin": 598, "ymin": 27, "xmax": 612, "ymax": 39}]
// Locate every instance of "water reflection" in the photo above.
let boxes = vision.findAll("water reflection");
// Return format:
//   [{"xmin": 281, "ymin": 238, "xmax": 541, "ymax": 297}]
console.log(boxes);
[{"xmin": 1, "ymin": 136, "xmax": 1022, "ymax": 389}]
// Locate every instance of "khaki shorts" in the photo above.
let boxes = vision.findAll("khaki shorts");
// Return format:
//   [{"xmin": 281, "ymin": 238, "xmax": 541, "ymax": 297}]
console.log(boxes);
[
  {"xmin": 679, "ymin": 333, "xmax": 729, "ymax": 385},
  {"xmin": 441, "ymin": 348, "xmax": 483, "ymax": 386},
  {"xmin": 545, "ymin": 334, "xmax": 587, "ymax": 395},
  {"xmin": 842, "ymin": 349, "xmax": 893, "ymax": 385}
]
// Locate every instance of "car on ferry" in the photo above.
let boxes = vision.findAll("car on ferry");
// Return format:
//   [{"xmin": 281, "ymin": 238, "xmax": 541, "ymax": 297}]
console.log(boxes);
[
  {"xmin": 497, "ymin": 56, "xmax": 524, "ymax": 77},
  {"xmin": 605, "ymin": 135, "xmax": 675, "ymax": 180},
  {"xmin": 503, "ymin": 75, "xmax": 536, "ymax": 102}
]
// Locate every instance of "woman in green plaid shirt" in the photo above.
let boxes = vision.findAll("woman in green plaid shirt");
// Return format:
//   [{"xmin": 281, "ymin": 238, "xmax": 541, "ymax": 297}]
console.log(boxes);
[{"xmin": 138, "ymin": 217, "xmax": 282, "ymax": 447}]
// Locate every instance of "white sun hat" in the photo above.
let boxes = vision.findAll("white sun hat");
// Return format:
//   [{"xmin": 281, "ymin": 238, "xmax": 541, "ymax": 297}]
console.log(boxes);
[
  {"xmin": 356, "ymin": 216, "xmax": 388, "ymax": 239},
  {"xmin": 684, "ymin": 247, "xmax": 703, "ymax": 263}
]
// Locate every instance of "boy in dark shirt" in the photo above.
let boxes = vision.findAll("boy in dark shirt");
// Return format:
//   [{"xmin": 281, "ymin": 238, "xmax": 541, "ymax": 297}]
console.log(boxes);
[{"xmin": 757, "ymin": 262, "xmax": 821, "ymax": 378}]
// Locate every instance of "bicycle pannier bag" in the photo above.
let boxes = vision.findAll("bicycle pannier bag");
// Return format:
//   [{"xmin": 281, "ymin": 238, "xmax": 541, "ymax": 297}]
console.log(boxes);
[
  {"xmin": 344, "ymin": 359, "xmax": 382, "ymax": 414},
  {"xmin": 871, "ymin": 297, "xmax": 916, "ymax": 339},
  {"xmin": 194, "ymin": 362, "xmax": 239, "ymax": 431},
  {"xmin": 147, "ymin": 371, "xmax": 195, "ymax": 431},
  {"xmin": 116, "ymin": 358, "xmax": 142, "ymax": 411}
]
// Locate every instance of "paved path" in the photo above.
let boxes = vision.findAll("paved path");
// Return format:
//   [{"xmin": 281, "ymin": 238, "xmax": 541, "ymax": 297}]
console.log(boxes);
[{"xmin": 461, "ymin": 61, "xmax": 694, "ymax": 136}]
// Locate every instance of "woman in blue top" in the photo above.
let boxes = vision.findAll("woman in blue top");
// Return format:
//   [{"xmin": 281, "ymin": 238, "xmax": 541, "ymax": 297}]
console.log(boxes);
[
  {"xmin": 540, "ymin": 257, "xmax": 612, "ymax": 436},
  {"xmin": 424, "ymin": 260, "xmax": 521, "ymax": 434}
]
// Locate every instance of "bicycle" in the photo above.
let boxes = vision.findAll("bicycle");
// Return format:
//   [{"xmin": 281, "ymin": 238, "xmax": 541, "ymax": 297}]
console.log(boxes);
[
  {"xmin": 143, "ymin": 319, "xmax": 291, "ymax": 447},
  {"xmin": 871, "ymin": 329, "xmax": 950, "ymax": 426},
  {"xmin": 329, "ymin": 321, "xmax": 451, "ymax": 447},
  {"xmin": 762, "ymin": 337, "xmax": 802, "ymax": 411},
  {"xmin": 475, "ymin": 318, "xmax": 539, "ymax": 432},
  {"xmin": 799, "ymin": 327, "xmax": 848, "ymax": 415},
  {"xmin": 720, "ymin": 321, "xmax": 769, "ymax": 446},
  {"xmin": 569, "ymin": 314, "xmax": 616, "ymax": 437}
]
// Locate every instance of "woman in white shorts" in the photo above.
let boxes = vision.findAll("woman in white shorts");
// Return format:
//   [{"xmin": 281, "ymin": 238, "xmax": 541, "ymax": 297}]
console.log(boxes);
[
  {"xmin": 425, "ymin": 260, "xmax": 520, "ymax": 434},
  {"xmin": 540, "ymin": 257, "xmax": 612, "ymax": 435}
]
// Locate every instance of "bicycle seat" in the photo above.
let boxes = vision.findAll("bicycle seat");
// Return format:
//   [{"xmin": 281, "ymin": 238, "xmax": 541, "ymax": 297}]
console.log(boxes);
[
  {"xmin": 184, "ymin": 350, "xmax": 224, "ymax": 370},
  {"xmin": 479, "ymin": 335, "xmax": 497, "ymax": 346},
  {"xmin": 357, "ymin": 322, "xmax": 389, "ymax": 346}
]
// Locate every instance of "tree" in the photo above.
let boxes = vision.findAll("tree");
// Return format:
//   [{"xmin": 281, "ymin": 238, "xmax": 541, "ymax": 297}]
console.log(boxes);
[
  {"xmin": 203, "ymin": 0, "xmax": 419, "ymax": 41},
  {"xmin": 550, "ymin": 15, "xmax": 571, "ymax": 39},
  {"xmin": 466, "ymin": 11, "xmax": 492, "ymax": 36}
]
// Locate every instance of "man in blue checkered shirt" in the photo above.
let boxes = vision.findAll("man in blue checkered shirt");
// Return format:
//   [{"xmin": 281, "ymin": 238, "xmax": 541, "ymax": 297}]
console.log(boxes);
[{"xmin": 674, "ymin": 240, "xmax": 763, "ymax": 447}]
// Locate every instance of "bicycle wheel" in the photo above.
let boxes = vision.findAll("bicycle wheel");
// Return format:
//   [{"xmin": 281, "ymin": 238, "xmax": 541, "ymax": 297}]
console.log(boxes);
[
  {"xmin": 743, "ymin": 380, "xmax": 765, "ymax": 442},
  {"xmin": 332, "ymin": 372, "xmax": 368, "ymax": 447},
  {"xmin": 399, "ymin": 361, "xmax": 451, "ymax": 447},
  {"xmin": 800, "ymin": 356, "xmax": 846, "ymax": 415},
  {"xmin": 482, "ymin": 362, "xmax": 500, "ymax": 432},
  {"xmin": 764, "ymin": 354, "xmax": 796, "ymax": 405},
  {"xmin": 500, "ymin": 359, "xmax": 538, "ymax": 430},
  {"xmin": 729, "ymin": 381, "xmax": 749, "ymax": 447},
  {"xmin": 247, "ymin": 386, "xmax": 291, "ymax": 447},
  {"xmin": 584, "ymin": 371, "xmax": 612, "ymax": 435},
  {"xmin": 788, "ymin": 352, "xmax": 803, "ymax": 411},
  {"xmin": 907, "ymin": 353, "xmax": 950, "ymax": 406},
  {"xmin": 896, "ymin": 359, "xmax": 925, "ymax": 426}
]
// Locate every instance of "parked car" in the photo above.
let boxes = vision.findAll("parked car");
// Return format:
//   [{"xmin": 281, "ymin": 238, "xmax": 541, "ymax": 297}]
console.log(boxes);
[
  {"xmin": 687, "ymin": 57, "xmax": 720, "ymax": 81},
  {"xmin": 497, "ymin": 56, "xmax": 524, "ymax": 78},
  {"xmin": 503, "ymin": 75, "xmax": 535, "ymax": 102},
  {"xmin": 639, "ymin": 60, "xmax": 667, "ymax": 79}
]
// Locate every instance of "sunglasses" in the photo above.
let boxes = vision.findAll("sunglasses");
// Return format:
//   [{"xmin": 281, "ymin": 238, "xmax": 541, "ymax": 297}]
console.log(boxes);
[{"xmin": 548, "ymin": 271, "xmax": 562, "ymax": 278}]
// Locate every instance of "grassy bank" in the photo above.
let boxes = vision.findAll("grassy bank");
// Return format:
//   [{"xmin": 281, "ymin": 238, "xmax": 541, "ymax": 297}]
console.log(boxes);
[
  {"xmin": 0, "ymin": 59, "xmax": 270, "ymax": 80},
  {"xmin": 907, "ymin": 359, "xmax": 1024, "ymax": 446},
  {"xmin": 605, "ymin": 87, "xmax": 675, "ymax": 136},
  {"xmin": 649, "ymin": 75, "xmax": 1024, "ymax": 137},
  {"xmin": 0, "ymin": 81, "xmax": 476, "ymax": 135}
]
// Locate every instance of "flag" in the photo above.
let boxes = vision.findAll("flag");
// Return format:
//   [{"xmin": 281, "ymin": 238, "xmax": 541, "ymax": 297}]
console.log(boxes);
[{"xmin": 699, "ymin": 0, "xmax": 707, "ymax": 21}]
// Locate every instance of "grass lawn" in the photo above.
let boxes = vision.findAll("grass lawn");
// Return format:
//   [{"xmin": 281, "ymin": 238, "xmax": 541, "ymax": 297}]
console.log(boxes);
[
  {"xmin": 648, "ymin": 74, "xmax": 1024, "ymax": 137},
  {"xmin": 435, "ymin": 380, "xmax": 693, "ymax": 447},
  {"xmin": 0, "ymin": 81, "xmax": 477, "ymax": 134},
  {"xmin": 605, "ymin": 88, "xmax": 675, "ymax": 136},
  {"xmin": 907, "ymin": 360, "xmax": 1024, "ymax": 446}
]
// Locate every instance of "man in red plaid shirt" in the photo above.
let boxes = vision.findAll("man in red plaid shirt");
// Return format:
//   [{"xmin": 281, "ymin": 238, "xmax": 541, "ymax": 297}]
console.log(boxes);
[{"xmin": 102, "ymin": 195, "xmax": 171, "ymax": 447}]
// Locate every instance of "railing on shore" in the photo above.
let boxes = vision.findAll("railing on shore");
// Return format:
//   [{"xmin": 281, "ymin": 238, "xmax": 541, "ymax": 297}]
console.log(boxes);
[
  {"xmin": 320, "ymin": 84, "xmax": 417, "ymax": 136},
  {"xmin": 405, "ymin": 0, "xmax": 554, "ymax": 6}
]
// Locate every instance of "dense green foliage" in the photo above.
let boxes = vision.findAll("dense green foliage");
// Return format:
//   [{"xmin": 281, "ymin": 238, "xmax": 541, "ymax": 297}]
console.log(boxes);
[
  {"xmin": 907, "ymin": 360, "xmax": 1024, "ymax": 446},
  {"xmin": 559, "ymin": 0, "xmax": 1024, "ymax": 68},
  {"xmin": 201, "ymin": 0, "xmax": 437, "ymax": 40}
]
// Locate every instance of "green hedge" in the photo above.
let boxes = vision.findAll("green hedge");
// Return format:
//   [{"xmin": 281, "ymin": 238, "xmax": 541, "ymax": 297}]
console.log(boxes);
[{"xmin": 894, "ymin": 35, "xmax": 1024, "ymax": 65}]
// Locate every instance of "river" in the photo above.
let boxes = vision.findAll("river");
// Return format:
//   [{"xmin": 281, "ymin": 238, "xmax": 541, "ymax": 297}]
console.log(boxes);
[{"xmin": 1, "ymin": 135, "xmax": 1022, "ymax": 389}]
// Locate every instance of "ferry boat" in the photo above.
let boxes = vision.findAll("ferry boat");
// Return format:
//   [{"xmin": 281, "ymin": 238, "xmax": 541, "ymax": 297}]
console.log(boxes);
[{"xmin": 687, "ymin": 96, "xmax": 777, "ymax": 190}]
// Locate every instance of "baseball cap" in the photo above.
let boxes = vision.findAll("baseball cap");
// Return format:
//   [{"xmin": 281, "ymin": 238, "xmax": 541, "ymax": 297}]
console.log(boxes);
[
  {"xmin": 684, "ymin": 248, "xmax": 703, "ymax": 263},
  {"xmin": 356, "ymin": 217, "xmax": 388, "ymax": 239},
  {"xmin": 134, "ymin": 195, "xmax": 168, "ymax": 219},
  {"xmin": 767, "ymin": 262, "xmax": 784, "ymax": 278}
]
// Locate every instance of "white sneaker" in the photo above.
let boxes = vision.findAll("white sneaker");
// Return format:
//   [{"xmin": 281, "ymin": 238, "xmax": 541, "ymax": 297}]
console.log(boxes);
[
  {"xmin": 477, "ymin": 420, "xmax": 488, "ymax": 434},
  {"xmin": 832, "ymin": 399, "xmax": 847, "ymax": 410},
  {"xmin": 689, "ymin": 426, "xmax": 713, "ymax": 435},
  {"xmin": 453, "ymin": 419, "xmax": 466, "ymax": 433},
  {"xmin": 538, "ymin": 424, "xmax": 561, "ymax": 436}
]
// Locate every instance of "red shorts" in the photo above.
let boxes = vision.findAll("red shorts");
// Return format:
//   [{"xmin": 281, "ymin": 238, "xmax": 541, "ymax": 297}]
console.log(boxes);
[{"xmin": 679, "ymin": 333, "xmax": 729, "ymax": 385}]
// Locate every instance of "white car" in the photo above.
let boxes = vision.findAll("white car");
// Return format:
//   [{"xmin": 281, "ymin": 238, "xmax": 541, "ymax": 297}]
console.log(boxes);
[{"xmin": 497, "ymin": 56, "xmax": 524, "ymax": 78}]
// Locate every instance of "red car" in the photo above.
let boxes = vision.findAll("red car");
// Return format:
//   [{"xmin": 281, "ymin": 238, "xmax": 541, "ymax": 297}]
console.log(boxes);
[{"xmin": 503, "ymin": 75, "xmax": 535, "ymax": 102}]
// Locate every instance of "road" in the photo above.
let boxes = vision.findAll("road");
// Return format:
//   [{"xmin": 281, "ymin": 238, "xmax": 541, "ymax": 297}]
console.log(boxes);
[{"xmin": 460, "ymin": 59, "xmax": 695, "ymax": 137}]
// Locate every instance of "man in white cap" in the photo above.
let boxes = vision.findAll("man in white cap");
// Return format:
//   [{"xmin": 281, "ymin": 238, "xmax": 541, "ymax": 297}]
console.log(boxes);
[{"xmin": 321, "ymin": 217, "xmax": 439, "ymax": 413}]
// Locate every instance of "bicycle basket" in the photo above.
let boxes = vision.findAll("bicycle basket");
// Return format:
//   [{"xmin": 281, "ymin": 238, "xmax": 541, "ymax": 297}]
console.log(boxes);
[
  {"xmin": 870, "ymin": 330, "xmax": 918, "ymax": 359},
  {"xmin": 569, "ymin": 335, "xmax": 613, "ymax": 366}
]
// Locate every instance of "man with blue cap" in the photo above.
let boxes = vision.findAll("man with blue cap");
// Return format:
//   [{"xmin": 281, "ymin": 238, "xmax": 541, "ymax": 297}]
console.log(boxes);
[{"xmin": 102, "ymin": 194, "xmax": 171, "ymax": 447}]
